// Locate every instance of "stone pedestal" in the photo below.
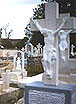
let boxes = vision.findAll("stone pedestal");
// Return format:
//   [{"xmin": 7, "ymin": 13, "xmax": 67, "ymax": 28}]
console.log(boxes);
[{"xmin": 24, "ymin": 81, "xmax": 76, "ymax": 104}]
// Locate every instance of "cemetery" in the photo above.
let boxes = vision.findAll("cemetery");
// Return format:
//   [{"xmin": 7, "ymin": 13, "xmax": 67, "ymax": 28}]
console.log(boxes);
[{"xmin": 0, "ymin": 0, "xmax": 76, "ymax": 104}]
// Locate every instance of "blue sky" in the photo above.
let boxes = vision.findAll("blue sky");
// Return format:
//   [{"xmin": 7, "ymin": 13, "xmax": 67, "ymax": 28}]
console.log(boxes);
[{"xmin": 0, "ymin": 0, "xmax": 41, "ymax": 39}]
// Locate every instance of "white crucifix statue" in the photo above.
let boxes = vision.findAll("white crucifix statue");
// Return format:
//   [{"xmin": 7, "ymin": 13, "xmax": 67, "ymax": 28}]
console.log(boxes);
[
  {"xmin": 58, "ymin": 30, "xmax": 72, "ymax": 61},
  {"xmin": 30, "ymin": 2, "xmax": 75, "ymax": 85}
]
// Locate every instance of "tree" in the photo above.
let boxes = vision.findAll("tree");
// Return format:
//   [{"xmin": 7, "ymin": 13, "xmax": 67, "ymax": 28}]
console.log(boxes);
[
  {"xmin": 33, "ymin": 3, "xmax": 45, "ymax": 19},
  {"xmin": 24, "ymin": 23, "xmax": 32, "ymax": 39},
  {"xmin": 41, "ymin": 0, "xmax": 76, "ymax": 17},
  {"xmin": 1, "ymin": 39, "xmax": 13, "ymax": 49},
  {"xmin": 2, "ymin": 23, "xmax": 13, "ymax": 39},
  {"xmin": 15, "ymin": 37, "xmax": 28, "ymax": 50},
  {"xmin": 57, "ymin": 0, "xmax": 76, "ymax": 17}
]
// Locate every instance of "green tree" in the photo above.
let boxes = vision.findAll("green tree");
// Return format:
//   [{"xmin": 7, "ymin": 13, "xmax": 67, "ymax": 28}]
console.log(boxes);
[
  {"xmin": 24, "ymin": 23, "xmax": 32, "ymax": 39},
  {"xmin": 15, "ymin": 37, "xmax": 28, "ymax": 50},
  {"xmin": 33, "ymin": 3, "xmax": 45, "ymax": 19},
  {"xmin": 41, "ymin": 0, "xmax": 76, "ymax": 17},
  {"xmin": 1, "ymin": 39, "xmax": 13, "ymax": 49}
]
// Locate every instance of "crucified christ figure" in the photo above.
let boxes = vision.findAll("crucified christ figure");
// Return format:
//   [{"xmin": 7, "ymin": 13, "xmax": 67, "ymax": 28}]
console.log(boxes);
[{"xmin": 31, "ymin": 17, "xmax": 67, "ymax": 78}]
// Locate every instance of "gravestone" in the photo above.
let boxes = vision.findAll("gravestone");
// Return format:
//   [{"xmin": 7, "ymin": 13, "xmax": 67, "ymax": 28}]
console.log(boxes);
[
  {"xmin": 24, "ymin": 2, "xmax": 76, "ymax": 104},
  {"xmin": 24, "ymin": 81, "xmax": 76, "ymax": 104},
  {"xmin": 13, "ymin": 51, "xmax": 24, "ymax": 73},
  {"xmin": 9, "ymin": 51, "xmax": 27, "ymax": 80}
]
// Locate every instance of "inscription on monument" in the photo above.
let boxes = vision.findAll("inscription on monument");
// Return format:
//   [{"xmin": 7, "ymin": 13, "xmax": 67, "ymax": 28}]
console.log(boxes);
[
  {"xmin": 29, "ymin": 90, "xmax": 65, "ymax": 104},
  {"xmin": 72, "ymin": 91, "xmax": 76, "ymax": 104}
]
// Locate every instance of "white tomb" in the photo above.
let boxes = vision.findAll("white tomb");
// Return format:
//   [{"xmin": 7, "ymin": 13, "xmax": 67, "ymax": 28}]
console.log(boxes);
[{"xmin": 9, "ymin": 51, "xmax": 27, "ymax": 80}]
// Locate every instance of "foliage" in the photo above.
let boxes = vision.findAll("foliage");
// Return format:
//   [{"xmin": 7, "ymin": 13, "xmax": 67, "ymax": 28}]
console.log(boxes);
[
  {"xmin": 2, "ymin": 23, "xmax": 13, "ymax": 39},
  {"xmin": 24, "ymin": 3, "xmax": 45, "ymax": 46},
  {"xmin": 41, "ymin": 0, "xmax": 76, "ymax": 17},
  {"xmin": 24, "ymin": 23, "xmax": 32, "ymax": 39},
  {"xmin": 1, "ymin": 39, "xmax": 13, "ymax": 49},
  {"xmin": 26, "ymin": 57, "xmax": 44, "ymax": 76},
  {"xmin": 33, "ymin": 3, "xmax": 45, "ymax": 19},
  {"xmin": 15, "ymin": 37, "xmax": 28, "ymax": 50},
  {"xmin": 56, "ymin": 0, "xmax": 76, "ymax": 17},
  {"xmin": 11, "ymin": 91, "xmax": 20, "ymax": 104},
  {"xmin": 0, "ymin": 37, "xmax": 28, "ymax": 49},
  {"xmin": 31, "ymin": 31, "xmax": 44, "ymax": 47},
  {"xmin": 26, "ymin": 64, "xmax": 43, "ymax": 77},
  {"xmin": 7, "ymin": 29, "xmax": 13, "ymax": 39}
]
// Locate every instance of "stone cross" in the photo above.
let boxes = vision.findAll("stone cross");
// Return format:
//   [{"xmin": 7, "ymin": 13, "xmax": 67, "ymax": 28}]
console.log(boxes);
[
  {"xmin": 71, "ymin": 44, "xmax": 75, "ymax": 56},
  {"xmin": 30, "ymin": 2, "xmax": 76, "ymax": 85}
]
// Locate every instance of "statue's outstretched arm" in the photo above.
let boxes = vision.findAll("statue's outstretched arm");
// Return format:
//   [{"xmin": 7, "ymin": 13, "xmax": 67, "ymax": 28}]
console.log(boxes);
[
  {"xmin": 31, "ymin": 18, "xmax": 43, "ymax": 34},
  {"xmin": 66, "ymin": 30, "xmax": 72, "ymax": 36},
  {"xmin": 54, "ymin": 17, "xmax": 67, "ymax": 34}
]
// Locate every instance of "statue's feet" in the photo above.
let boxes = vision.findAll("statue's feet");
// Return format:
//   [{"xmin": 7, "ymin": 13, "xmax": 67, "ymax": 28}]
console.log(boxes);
[
  {"xmin": 46, "ymin": 73, "xmax": 53, "ymax": 79},
  {"xmin": 62, "ymin": 56, "xmax": 65, "ymax": 62}
]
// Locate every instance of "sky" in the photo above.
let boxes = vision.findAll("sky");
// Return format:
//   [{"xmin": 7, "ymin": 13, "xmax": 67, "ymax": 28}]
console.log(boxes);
[{"xmin": 0, "ymin": 0, "xmax": 41, "ymax": 39}]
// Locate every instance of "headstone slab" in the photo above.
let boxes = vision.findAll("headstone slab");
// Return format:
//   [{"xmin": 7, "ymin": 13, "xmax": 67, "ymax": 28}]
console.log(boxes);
[{"xmin": 24, "ymin": 81, "xmax": 76, "ymax": 104}]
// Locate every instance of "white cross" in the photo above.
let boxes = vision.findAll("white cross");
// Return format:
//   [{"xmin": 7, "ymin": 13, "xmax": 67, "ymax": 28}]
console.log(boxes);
[{"xmin": 30, "ymin": 2, "xmax": 76, "ymax": 85}]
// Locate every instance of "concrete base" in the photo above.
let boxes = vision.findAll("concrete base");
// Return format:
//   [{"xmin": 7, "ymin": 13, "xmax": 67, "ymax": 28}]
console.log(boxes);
[{"xmin": 24, "ymin": 81, "xmax": 76, "ymax": 104}]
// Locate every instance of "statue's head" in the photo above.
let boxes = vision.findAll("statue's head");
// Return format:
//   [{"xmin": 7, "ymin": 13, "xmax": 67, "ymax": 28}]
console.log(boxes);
[
  {"xmin": 17, "ymin": 57, "xmax": 20, "ymax": 60},
  {"xmin": 59, "ymin": 30, "xmax": 65, "ymax": 35}
]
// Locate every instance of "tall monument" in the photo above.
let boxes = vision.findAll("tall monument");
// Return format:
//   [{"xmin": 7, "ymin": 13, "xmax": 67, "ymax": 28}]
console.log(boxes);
[
  {"xmin": 30, "ymin": 1, "xmax": 75, "ymax": 85},
  {"xmin": 24, "ymin": 2, "xmax": 76, "ymax": 104}
]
